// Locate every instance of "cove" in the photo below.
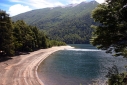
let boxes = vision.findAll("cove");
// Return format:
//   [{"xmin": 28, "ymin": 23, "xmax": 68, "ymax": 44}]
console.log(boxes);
[{"xmin": 38, "ymin": 44, "xmax": 127, "ymax": 85}]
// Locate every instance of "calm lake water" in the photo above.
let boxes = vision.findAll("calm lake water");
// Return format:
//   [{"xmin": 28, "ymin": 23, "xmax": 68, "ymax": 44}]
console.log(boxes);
[{"xmin": 38, "ymin": 44, "xmax": 127, "ymax": 85}]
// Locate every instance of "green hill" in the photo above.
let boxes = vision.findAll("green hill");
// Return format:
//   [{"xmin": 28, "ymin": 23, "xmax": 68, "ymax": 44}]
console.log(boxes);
[{"xmin": 12, "ymin": 1, "xmax": 98, "ymax": 44}]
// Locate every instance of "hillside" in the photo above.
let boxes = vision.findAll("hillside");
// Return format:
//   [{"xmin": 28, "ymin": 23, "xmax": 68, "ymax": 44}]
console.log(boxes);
[{"xmin": 12, "ymin": 1, "xmax": 98, "ymax": 44}]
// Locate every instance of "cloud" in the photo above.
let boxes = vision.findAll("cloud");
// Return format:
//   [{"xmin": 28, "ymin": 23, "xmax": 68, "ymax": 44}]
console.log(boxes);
[
  {"xmin": 8, "ymin": 0, "xmax": 65, "ymax": 9},
  {"xmin": 95, "ymin": 0, "xmax": 105, "ymax": 3},
  {"xmin": 8, "ymin": 0, "xmax": 88, "ymax": 9},
  {"xmin": 68, "ymin": 0, "xmax": 87, "ymax": 4},
  {"xmin": 8, "ymin": 4, "xmax": 32, "ymax": 16},
  {"xmin": 8, "ymin": 0, "xmax": 66, "ymax": 16},
  {"xmin": 8, "ymin": 0, "xmax": 105, "ymax": 10},
  {"xmin": 8, "ymin": 0, "xmax": 104, "ymax": 16},
  {"xmin": 28, "ymin": 0, "xmax": 64, "ymax": 9}
]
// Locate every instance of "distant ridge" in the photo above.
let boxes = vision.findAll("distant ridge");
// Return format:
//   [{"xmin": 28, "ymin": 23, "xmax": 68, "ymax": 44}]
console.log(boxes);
[{"xmin": 12, "ymin": 1, "xmax": 98, "ymax": 44}]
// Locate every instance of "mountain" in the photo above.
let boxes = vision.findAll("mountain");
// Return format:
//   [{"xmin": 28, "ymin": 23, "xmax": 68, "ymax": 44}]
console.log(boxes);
[{"xmin": 12, "ymin": 1, "xmax": 98, "ymax": 44}]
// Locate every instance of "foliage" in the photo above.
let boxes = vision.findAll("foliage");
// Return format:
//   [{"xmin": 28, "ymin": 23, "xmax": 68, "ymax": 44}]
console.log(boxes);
[
  {"xmin": 106, "ymin": 65, "xmax": 127, "ymax": 85},
  {"xmin": 47, "ymin": 40, "xmax": 66, "ymax": 47},
  {"xmin": 13, "ymin": 20, "xmax": 45, "ymax": 52},
  {"xmin": 91, "ymin": 0, "xmax": 127, "ymax": 57},
  {"xmin": 47, "ymin": 13, "xmax": 95, "ymax": 44},
  {"xmin": 0, "ymin": 10, "xmax": 66, "ymax": 57},
  {"xmin": 0, "ymin": 10, "xmax": 14, "ymax": 56},
  {"xmin": 91, "ymin": 0, "xmax": 127, "ymax": 84},
  {"xmin": 12, "ymin": 1, "xmax": 98, "ymax": 44},
  {"xmin": 12, "ymin": 20, "xmax": 66, "ymax": 52}
]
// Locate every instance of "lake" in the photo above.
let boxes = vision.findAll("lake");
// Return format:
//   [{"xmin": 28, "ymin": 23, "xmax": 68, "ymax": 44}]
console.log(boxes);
[{"xmin": 38, "ymin": 44, "xmax": 127, "ymax": 85}]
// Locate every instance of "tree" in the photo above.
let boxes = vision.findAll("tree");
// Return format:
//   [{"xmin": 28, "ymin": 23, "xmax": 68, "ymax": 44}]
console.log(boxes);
[
  {"xmin": 0, "ymin": 10, "xmax": 14, "ymax": 56},
  {"xmin": 13, "ymin": 21, "xmax": 23, "ymax": 52},
  {"xmin": 13, "ymin": 20, "xmax": 33, "ymax": 52},
  {"xmin": 0, "ymin": 9, "xmax": 66, "ymax": 56},
  {"xmin": 91, "ymin": 0, "xmax": 127, "ymax": 84},
  {"xmin": 91, "ymin": 0, "xmax": 127, "ymax": 57},
  {"xmin": 13, "ymin": 20, "xmax": 42, "ymax": 52}
]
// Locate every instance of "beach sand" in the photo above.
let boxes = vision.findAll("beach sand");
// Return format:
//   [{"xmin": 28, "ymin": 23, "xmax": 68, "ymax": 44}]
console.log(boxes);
[{"xmin": 0, "ymin": 46, "xmax": 73, "ymax": 85}]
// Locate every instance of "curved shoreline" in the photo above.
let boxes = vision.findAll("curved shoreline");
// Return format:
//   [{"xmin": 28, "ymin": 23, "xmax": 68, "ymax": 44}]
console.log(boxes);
[
  {"xmin": 0, "ymin": 46, "xmax": 73, "ymax": 85},
  {"xmin": 35, "ymin": 46, "xmax": 74, "ymax": 85}
]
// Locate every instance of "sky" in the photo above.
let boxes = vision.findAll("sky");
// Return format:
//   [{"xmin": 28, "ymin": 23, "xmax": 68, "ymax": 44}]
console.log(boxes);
[{"xmin": 0, "ymin": 0, "xmax": 105, "ymax": 16}]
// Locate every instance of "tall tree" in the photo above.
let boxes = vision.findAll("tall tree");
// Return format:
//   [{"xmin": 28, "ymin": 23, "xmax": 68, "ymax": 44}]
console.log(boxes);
[
  {"xmin": 0, "ymin": 10, "xmax": 14, "ymax": 56},
  {"xmin": 13, "ymin": 20, "xmax": 51, "ymax": 51},
  {"xmin": 91, "ymin": 1, "xmax": 127, "ymax": 84},
  {"xmin": 13, "ymin": 20, "xmax": 37, "ymax": 52},
  {"xmin": 91, "ymin": 0, "xmax": 127, "ymax": 57}
]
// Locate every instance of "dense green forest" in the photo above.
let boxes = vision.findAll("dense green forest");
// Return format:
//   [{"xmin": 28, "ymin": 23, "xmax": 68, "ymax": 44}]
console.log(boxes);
[
  {"xmin": 0, "ymin": 10, "xmax": 66, "ymax": 57},
  {"xmin": 12, "ymin": 1, "xmax": 98, "ymax": 44},
  {"xmin": 91, "ymin": 0, "xmax": 127, "ymax": 84},
  {"xmin": 1, "ymin": 0, "xmax": 127, "ymax": 84}
]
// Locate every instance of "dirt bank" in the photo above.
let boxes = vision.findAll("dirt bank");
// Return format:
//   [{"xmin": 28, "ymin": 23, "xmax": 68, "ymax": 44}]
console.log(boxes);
[{"xmin": 0, "ymin": 46, "xmax": 73, "ymax": 85}]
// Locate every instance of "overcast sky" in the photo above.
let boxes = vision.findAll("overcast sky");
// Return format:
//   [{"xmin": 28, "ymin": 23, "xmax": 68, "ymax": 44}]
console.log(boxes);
[{"xmin": 0, "ymin": 0, "xmax": 105, "ymax": 16}]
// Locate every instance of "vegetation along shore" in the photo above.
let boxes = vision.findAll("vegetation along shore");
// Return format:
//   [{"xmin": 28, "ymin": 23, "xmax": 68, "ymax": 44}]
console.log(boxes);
[{"xmin": 1, "ymin": 0, "xmax": 127, "ymax": 85}]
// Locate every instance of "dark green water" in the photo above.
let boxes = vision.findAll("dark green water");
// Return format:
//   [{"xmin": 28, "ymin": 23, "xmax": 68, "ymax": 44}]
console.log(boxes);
[{"xmin": 38, "ymin": 44, "xmax": 127, "ymax": 85}]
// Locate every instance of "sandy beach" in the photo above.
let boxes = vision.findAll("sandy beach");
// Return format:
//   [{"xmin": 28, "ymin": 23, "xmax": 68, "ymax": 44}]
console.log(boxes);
[{"xmin": 0, "ymin": 46, "xmax": 73, "ymax": 85}]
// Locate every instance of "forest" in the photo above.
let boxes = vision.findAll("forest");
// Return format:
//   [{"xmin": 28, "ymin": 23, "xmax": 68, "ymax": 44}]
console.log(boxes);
[
  {"xmin": 0, "ymin": 10, "xmax": 66, "ymax": 57},
  {"xmin": 1, "ymin": 0, "xmax": 127, "ymax": 84},
  {"xmin": 12, "ymin": 1, "xmax": 98, "ymax": 44}
]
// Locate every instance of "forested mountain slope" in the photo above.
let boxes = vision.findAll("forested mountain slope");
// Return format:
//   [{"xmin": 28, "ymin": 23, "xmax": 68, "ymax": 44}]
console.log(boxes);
[{"xmin": 12, "ymin": 1, "xmax": 98, "ymax": 44}]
